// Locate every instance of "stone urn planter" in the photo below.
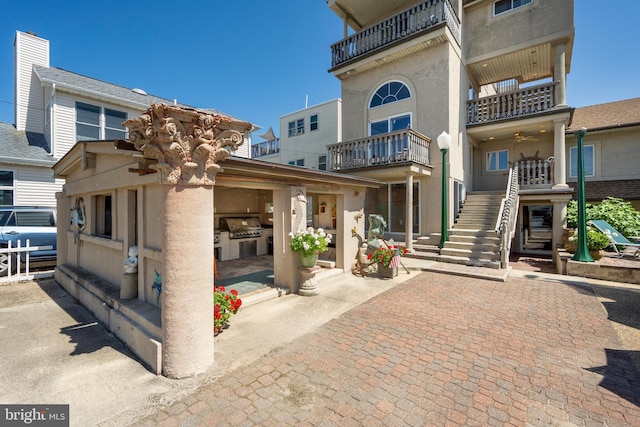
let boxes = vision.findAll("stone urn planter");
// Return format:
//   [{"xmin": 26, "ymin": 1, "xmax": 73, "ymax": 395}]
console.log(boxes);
[
  {"xmin": 590, "ymin": 249, "xmax": 604, "ymax": 260},
  {"xmin": 300, "ymin": 252, "xmax": 319, "ymax": 268}
]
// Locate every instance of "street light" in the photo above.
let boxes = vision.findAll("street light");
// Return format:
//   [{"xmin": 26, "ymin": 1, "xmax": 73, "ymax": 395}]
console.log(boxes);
[
  {"xmin": 572, "ymin": 127, "xmax": 594, "ymax": 262},
  {"xmin": 437, "ymin": 131, "xmax": 451, "ymax": 249}
]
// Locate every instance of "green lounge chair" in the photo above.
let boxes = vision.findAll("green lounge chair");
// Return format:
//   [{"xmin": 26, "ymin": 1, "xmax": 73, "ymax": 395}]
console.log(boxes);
[{"xmin": 588, "ymin": 219, "xmax": 640, "ymax": 257}]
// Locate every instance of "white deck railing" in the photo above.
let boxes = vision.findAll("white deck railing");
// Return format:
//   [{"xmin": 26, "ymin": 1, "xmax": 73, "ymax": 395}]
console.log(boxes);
[{"xmin": 0, "ymin": 240, "xmax": 54, "ymax": 283}]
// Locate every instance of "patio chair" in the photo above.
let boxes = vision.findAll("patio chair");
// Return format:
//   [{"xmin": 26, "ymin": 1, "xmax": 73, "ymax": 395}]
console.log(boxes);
[{"xmin": 588, "ymin": 219, "xmax": 640, "ymax": 257}]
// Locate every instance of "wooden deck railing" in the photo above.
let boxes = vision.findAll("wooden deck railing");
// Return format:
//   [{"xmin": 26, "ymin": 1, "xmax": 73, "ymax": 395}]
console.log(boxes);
[
  {"xmin": 327, "ymin": 129, "xmax": 431, "ymax": 171},
  {"xmin": 467, "ymin": 82, "xmax": 558, "ymax": 125},
  {"xmin": 330, "ymin": 0, "xmax": 460, "ymax": 69}
]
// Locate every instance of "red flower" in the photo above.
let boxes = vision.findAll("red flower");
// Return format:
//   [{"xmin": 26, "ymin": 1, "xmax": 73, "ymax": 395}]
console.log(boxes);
[{"xmin": 230, "ymin": 289, "xmax": 238, "ymax": 296}]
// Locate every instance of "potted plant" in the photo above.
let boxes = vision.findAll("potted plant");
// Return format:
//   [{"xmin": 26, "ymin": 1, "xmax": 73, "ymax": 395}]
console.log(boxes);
[
  {"xmin": 367, "ymin": 244, "xmax": 407, "ymax": 278},
  {"xmin": 213, "ymin": 286, "xmax": 242, "ymax": 335},
  {"xmin": 564, "ymin": 227, "xmax": 609, "ymax": 259},
  {"xmin": 586, "ymin": 228, "xmax": 610, "ymax": 260},
  {"xmin": 289, "ymin": 227, "xmax": 332, "ymax": 267}
]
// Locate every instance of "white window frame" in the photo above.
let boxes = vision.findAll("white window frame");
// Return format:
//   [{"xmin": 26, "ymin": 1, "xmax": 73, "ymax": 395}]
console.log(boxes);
[
  {"xmin": 0, "ymin": 169, "xmax": 16, "ymax": 206},
  {"xmin": 368, "ymin": 112, "xmax": 412, "ymax": 136},
  {"xmin": 288, "ymin": 118, "xmax": 305, "ymax": 137},
  {"xmin": 569, "ymin": 144, "xmax": 595, "ymax": 178},
  {"xmin": 493, "ymin": 0, "xmax": 533, "ymax": 16},
  {"xmin": 369, "ymin": 80, "xmax": 412, "ymax": 109},
  {"xmin": 318, "ymin": 155, "xmax": 327, "ymax": 170},
  {"xmin": 288, "ymin": 159, "xmax": 304, "ymax": 167},
  {"xmin": 486, "ymin": 150, "xmax": 509, "ymax": 172},
  {"xmin": 76, "ymin": 102, "xmax": 127, "ymax": 142}
]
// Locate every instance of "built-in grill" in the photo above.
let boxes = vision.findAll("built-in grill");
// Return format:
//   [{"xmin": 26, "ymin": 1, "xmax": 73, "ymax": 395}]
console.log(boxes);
[{"xmin": 219, "ymin": 217, "xmax": 264, "ymax": 239}]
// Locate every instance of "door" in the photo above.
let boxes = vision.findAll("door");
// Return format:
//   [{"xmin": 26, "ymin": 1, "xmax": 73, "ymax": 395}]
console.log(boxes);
[{"xmin": 519, "ymin": 205, "xmax": 553, "ymax": 254}]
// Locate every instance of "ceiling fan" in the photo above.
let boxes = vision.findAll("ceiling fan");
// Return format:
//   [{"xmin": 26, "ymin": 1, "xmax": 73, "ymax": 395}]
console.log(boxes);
[{"xmin": 513, "ymin": 131, "xmax": 538, "ymax": 143}]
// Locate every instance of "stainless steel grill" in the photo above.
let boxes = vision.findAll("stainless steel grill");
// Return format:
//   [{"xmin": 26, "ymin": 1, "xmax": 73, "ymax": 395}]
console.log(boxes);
[{"xmin": 219, "ymin": 217, "xmax": 264, "ymax": 239}]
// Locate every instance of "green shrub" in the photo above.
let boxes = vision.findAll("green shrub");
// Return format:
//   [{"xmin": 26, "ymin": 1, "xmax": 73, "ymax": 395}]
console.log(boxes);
[{"xmin": 566, "ymin": 197, "xmax": 640, "ymax": 238}]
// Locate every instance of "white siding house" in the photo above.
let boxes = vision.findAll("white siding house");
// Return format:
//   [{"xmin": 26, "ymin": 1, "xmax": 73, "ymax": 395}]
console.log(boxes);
[{"xmin": 1, "ymin": 30, "xmax": 255, "ymax": 208}]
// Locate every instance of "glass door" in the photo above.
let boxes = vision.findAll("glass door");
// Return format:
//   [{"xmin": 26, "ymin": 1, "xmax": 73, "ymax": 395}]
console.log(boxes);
[{"xmin": 520, "ymin": 205, "xmax": 553, "ymax": 254}]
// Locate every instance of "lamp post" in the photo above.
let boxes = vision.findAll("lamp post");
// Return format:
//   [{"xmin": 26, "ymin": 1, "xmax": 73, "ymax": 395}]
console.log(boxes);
[
  {"xmin": 572, "ymin": 127, "xmax": 594, "ymax": 262},
  {"xmin": 437, "ymin": 131, "xmax": 451, "ymax": 249}
]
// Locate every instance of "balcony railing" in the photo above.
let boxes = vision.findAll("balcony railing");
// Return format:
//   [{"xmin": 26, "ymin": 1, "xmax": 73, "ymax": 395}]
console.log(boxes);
[
  {"xmin": 251, "ymin": 139, "xmax": 280, "ymax": 158},
  {"xmin": 516, "ymin": 158, "xmax": 554, "ymax": 189},
  {"xmin": 467, "ymin": 82, "xmax": 558, "ymax": 125},
  {"xmin": 330, "ymin": 0, "xmax": 460, "ymax": 69},
  {"xmin": 327, "ymin": 129, "xmax": 431, "ymax": 171}
]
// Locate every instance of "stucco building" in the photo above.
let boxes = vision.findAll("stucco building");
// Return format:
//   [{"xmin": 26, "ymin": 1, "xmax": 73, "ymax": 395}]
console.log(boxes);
[{"xmin": 326, "ymin": 0, "xmax": 575, "ymax": 265}]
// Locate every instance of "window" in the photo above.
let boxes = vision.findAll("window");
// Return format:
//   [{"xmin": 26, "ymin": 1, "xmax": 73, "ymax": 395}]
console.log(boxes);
[
  {"xmin": 318, "ymin": 155, "xmax": 327, "ymax": 171},
  {"xmin": 369, "ymin": 81, "xmax": 411, "ymax": 108},
  {"xmin": 494, "ymin": 0, "xmax": 532, "ymax": 16},
  {"xmin": 95, "ymin": 194, "xmax": 113, "ymax": 238},
  {"xmin": 369, "ymin": 113, "xmax": 411, "ymax": 136},
  {"xmin": 0, "ymin": 170, "xmax": 14, "ymax": 205},
  {"xmin": 310, "ymin": 114, "xmax": 318, "ymax": 131},
  {"xmin": 288, "ymin": 159, "xmax": 304, "ymax": 166},
  {"xmin": 569, "ymin": 145, "xmax": 595, "ymax": 178},
  {"xmin": 288, "ymin": 119, "xmax": 305, "ymax": 137},
  {"xmin": 76, "ymin": 102, "xmax": 127, "ymax": 141},
  {"xmin": 105, "ymin": 108, "xmax": 127, "ymax": 140},
  {"xmin": 486, "ymin": 150, "xmax": 508, "ymax": 171}
]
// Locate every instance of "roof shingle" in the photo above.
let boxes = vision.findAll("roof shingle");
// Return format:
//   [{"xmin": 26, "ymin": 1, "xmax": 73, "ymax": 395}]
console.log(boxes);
[{"xmin": 568, "ymin": 97, "xmax": 640, "ymax": 133}]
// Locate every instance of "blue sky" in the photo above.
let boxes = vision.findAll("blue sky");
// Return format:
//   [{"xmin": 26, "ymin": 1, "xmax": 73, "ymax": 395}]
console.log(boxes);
[{"xmin": 0, "ymin": 1, "xmax": 638, "ymax": 141}]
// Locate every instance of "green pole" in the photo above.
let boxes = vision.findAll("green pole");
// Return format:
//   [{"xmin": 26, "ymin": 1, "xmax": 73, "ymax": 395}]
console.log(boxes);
[
  {"xmin": 572, "ymin": 127, "xmax": 593, "ymax": 262},
  {"xmin": 439, "ymin": 148, "xmax": 449, "ymax": 249}
]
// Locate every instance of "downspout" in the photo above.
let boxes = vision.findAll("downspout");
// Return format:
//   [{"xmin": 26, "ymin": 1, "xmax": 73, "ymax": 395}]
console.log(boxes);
[{"xmin": 49, "ymin": 83, "xmax": 55, "ymax": 156}]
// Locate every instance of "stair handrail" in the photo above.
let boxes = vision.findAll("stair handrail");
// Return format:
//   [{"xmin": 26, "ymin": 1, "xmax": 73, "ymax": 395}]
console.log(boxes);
[{"xmin": 494, "ymin": 165, "xmax": 520, "ymax": 269}]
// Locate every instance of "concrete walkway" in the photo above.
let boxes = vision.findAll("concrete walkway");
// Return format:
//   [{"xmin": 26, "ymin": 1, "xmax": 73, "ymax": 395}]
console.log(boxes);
[{"xmin": 2, "ymin": 263, "xmax": 640, "ymax": 426}]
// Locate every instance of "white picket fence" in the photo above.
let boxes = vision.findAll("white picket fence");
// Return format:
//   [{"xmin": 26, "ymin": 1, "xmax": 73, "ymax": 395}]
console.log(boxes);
[{"xmin": 0, "ymin": 240, "xmax": 54, "ymax": 283}]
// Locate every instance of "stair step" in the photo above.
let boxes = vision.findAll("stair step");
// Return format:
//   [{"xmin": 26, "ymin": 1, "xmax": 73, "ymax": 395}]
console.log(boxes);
[
  {"xmin": 440, "ymin": 247, "xmax": 500, "ymax": 260},
  {"xmin": 448, "ymin": 229, "xmax": 497, "ymax": 237},
  {"xmin": 436, "ymin": 254, "xmax": 502, "ymax": 269},
  {"xmin": 444, "ymin": 241, "xmax": 500, "ymax": 252},
  {"xmin": 449, "ymin": 235, "xmax": 500, "ymax": 244}
]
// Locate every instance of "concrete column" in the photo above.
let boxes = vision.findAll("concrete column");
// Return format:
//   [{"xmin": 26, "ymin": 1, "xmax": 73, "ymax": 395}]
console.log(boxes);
[
  {"xmin": 162, "ymin": 185, "xmax": 214, "ymax": 378},
  {"xmin": 553, "ymin": 119, "xmax": 569, "ymax": 189},
  {"xmin": 55, "ymin": 191, "xmax": 70, "ymax": 268},
  {"xmin": 552, "ymin": 200, "xmax": 567, "ymax": 263},
  {"xmin": 554, "ymin": 43, "xmax": 567, "ymax": 107},
  {"xmin": 405, "ymin": 172, "xmax": 414, "ymax": 251}
]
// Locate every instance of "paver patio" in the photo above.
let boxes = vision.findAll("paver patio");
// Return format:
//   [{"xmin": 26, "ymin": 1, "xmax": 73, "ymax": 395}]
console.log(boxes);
[{"xmin": 134, "ymin": 271, "xmax": 640, "ymax": 426}]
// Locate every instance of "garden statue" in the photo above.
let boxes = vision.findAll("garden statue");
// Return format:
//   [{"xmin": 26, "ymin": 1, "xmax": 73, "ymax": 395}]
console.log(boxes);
[
  {"xmin": 123, "ymin": 245, "xmax": 139, "ymax": 273},
  {"xmin": 367, "ymin": 214, "xmax": 387, "ymax": 249}
]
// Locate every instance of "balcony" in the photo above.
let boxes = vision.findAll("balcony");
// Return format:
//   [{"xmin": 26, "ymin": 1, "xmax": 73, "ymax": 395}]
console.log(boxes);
[
  {"xmin": 467, "ymin": 82, "xmax": 558, "ymax": 126},
  {"xmin": 516, "ymin": 158, "xmax": 554, "ymax": 190},
  {"xmin": 327, "ymin": 129, "xmax": 430, "ymax": 171},
  {"xmin": 251, "ymin": 139, "xmax": 280, "ymax": 158},
  {"xmin": 330, "ymin": 0, "xmax": 460, "ymax": 70}
]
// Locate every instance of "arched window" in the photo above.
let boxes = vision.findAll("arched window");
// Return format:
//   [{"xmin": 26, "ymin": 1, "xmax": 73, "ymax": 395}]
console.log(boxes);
[{"xmin": 369, "ymin": 81, "xmax": 411, "ymax": 108}]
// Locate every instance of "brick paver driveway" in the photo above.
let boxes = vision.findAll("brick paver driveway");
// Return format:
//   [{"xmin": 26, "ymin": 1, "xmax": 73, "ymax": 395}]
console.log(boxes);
[{"xmin": 139, "ymin": 272, "xmax": 640, "ymax": 426}]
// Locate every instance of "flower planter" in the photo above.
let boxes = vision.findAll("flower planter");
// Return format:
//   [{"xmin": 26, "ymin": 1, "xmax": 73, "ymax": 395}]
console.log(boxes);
[
  {"xmin": 590, "ymin": 249, "xmax": 604, "ymax": 260},
  {"xmin": 378, "ymin": 264, "xmax": 398, "ymax": 278},
  {"xmin": 300, "ymin": 252, "xmax": 319, "ymax": 268}
]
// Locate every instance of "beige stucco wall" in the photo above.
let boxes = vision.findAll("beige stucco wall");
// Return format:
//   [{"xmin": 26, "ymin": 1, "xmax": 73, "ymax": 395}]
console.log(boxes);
[
  {"xmin": 340, "ymin": 39, "xmax": 467, "ymax": 236},
  {"xmin": 474, "ymin": 137, "xmax": 554, "ymax": 191},
  {"xmin": 464, "ymin": 0, "xmax": 574, "ymax": 62}
]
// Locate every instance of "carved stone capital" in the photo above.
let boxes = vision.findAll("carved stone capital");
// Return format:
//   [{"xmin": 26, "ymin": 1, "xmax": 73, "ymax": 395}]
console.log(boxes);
[{"xmin": 123, "ymin": 104, "xmax": 252, "ymax": 185}]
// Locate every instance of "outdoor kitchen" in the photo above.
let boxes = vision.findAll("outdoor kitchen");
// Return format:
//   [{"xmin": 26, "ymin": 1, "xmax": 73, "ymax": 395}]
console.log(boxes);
[{"xmin": 214, "ymin": 187, "xmax": 273, "ymax": 261}]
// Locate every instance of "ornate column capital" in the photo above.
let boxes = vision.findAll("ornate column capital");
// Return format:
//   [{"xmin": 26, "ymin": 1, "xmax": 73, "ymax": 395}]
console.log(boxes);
[{"xmin": 123, "ymin": 104, "xmax": 252, "ymax": 185}]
